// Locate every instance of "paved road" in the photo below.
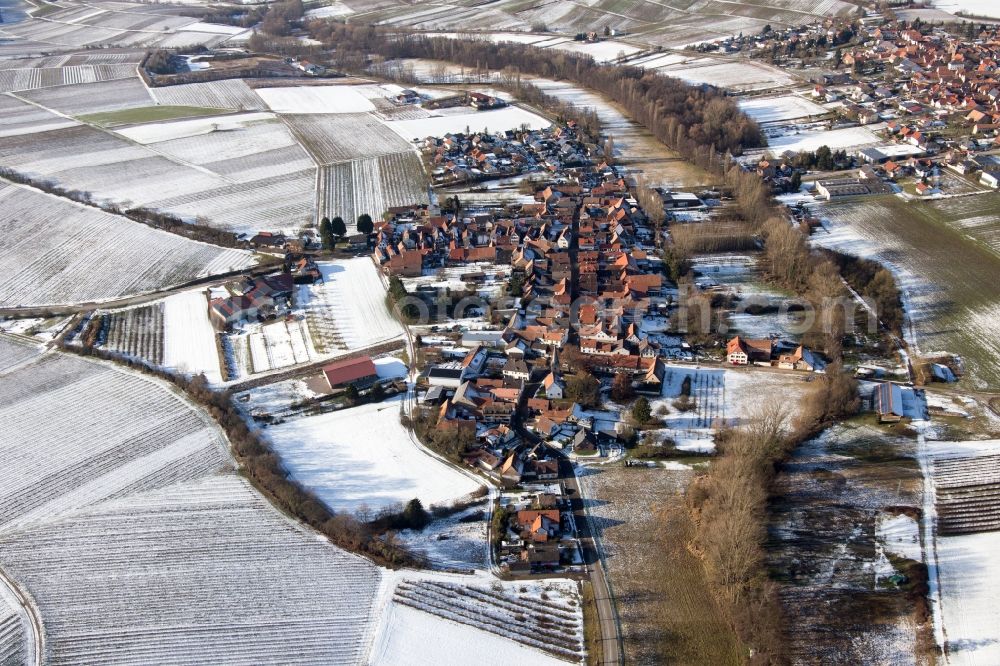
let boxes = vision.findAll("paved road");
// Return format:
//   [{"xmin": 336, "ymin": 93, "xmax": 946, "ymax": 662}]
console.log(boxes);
[{"xmin": 560, "ymin": 458, "xmax": 624, "ymax": 665}]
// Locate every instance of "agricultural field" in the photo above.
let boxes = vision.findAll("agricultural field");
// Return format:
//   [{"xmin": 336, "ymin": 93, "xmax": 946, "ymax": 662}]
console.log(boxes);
[
  {"xmin": 815, "ymin": 195, "xmax": 1000, "ymax": 390},
  {"xmin": 17, "ymin": 76, "xmax": 153, "ymax": 115},
  {"xmin": 769, "ymin": 423, "xmax": 926, "ymax": 664},
  {"xmin": 162, "ymin": 289, "xmax": 225, "ymax": 384},
  {"xmin": 0, "ymin": 63, "xmax": 137, "ymax": 93},
  {"xmin": 319, "ymin": 152, "xmax": 429, "ymax": 231},
  {"xmin": 100, "ymin": 303, "xmax": 165, "ymax": 365},
  {"xmin": 0, "ymin": 334, "xmax": 42, "ymax": 375},
  {"xmin": 298, "ymin": 258, "xmax": 406, "ymax": 352},
  {"xmin": 371, "ymin": 573, "xmax": 583, "ymax": 665},
  {"xmin": 256, "ymin": 85, "xmax": 377, "ymax": 114},
  {"xmin": 284, "ymin": 112, "xmax": 415, "ymax": 163},
  {"xmin": 932, "ymin": 0, "xmax": 1000, "ymax": 18},
  {"xmin": 80, "ymin": 105, "xmax": 229, "ymax": 127},
  {"xmin": 149, "ymin": 79, "xmax": 269, "ymax": 111},
  {"xmin": 0, "ymin": 182, "xmax": 255, "ymax": 307},
  {"xmin": 656, "ymin": 57, "xmax": 800, "ymax": 91},
  {"xmin": 0, "ymin": 94, "xmax": 79, "ymax": 137},
  {"xmin": 262, "ymin": 395, "xmax": 484, "ymax": 514},
  {"xmin": 578, "ymin": 464, "xmax": 743, "ymax": 664},
  {"xmin": 767, "ymin": 125, "xmax": 881, "ymax": 154},
  {"xmin": 739, "ymin": 94, "xmax": 830, "ymax": 123},
  {"xmin": 246, "ymin": 318, "xmax": 313, "ymax": 374},
  {"xmin": 383, "ymin": 105, "xmax": 550, "ymax": 142}
]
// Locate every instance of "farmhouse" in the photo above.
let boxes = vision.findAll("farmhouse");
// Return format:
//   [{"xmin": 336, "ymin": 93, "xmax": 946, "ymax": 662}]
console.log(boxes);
[
  {"xmin": 322, "ymin": 356, "xmax": 379, "ymax": 391},
  {"xmin": 726, "ymin": 336, "xmax": 773, "ymax": 365}
]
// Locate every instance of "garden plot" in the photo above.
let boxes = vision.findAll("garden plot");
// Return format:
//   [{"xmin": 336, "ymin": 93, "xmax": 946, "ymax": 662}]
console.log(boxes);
[
  {"xmin": 285, "ymin": 112, "xmax": 414, "ymax": 163},
  {"xmin": 319, "ymin": 152, "xmax": 429, "ymax": 230},
  {"xmin": 101, "ymin": 303, "xmax": 165, "ymax": 365},
  {"xmin": 384, "ymin": 578, "xmax": 584, "ymax": 663},
  {"xmin": 245, "ymin": 318, "xmax": 312, "ymax": 374},
  {"xmin": 397, "ymin": 504, "xmax": 488, "ymax": 570},
  {"xmin": 163, "ymin": 289, "xmax": 224, "ymax": 384},
  {"xmin": 0, "ymin": 182, "xmax": 255, "ymax": 308},
  {"xmin": 0, "ymin": 94, "xmax": 80, "ymax": 137},
  {"xmin": 298, "ymin": 258, "xmax": 405, "ymax": 352},
  {"xmin": 256, "ymin": 85, "xmax": 377, "ymax": 114},
  {"xmin": 767, "ymin": 126, "xmax": 881, "ymax": 154},
  {"xmin": 17, "ymin": 76, "xmax": 152, "ymax": 115},
  {"xmin": 739, "ymin": 94, "xmax": 829, "ymax": 124},
  {"xmin": 384, "ymin": 105, "xmax": 550, "ymax": 142},
  {"xmin": 650, "ymin": 365, "xmax": 726, "ymax": 452},
  {"xmin": 150, "ymin": 78, "xmax": 268, "ymax": 111},
  {"xmin": 263, "ymin": 395, "xmax": 483, "ymax": 514}
]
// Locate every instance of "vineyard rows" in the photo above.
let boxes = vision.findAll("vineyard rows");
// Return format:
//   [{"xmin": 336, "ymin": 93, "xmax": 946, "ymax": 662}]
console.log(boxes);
[
  {"xmin": 0, "ymin": 182, "xmax": 255, "ymax": 307},
  {"xmin": 393, "ymin": 580, "xmax": 584, "ymax": 660},
  {"xmin": 150, "ymin": 79, "xmax": 268, "ymax": 111},
  {"xmin": 0, "ymin": 95, "xmax": 79, "ymax": 137},
  {"xmin": 0, "ymin": 335, "xmax": 42, "ymax": 375},
  {"xmin": 0, "ymin": 64, "xmax": 137, "ymax": 93},
  {"xmin": 285, "ymin": 112, "xmax": 413, "ymax": 164},
  {"xmin": 0, "ymin": 348, "xmax": 384, "ymax": 664},
  {"xmin": 319, "ymin": 152, "xmax": 428, "ymax": 231},
  {"xmin": 18, "ymin": 77, "xmax": 153, "ymax": 115},
  {"xmin": 934, "ymin": 454, "xmax": 1000, "ymax": 535},
  {"xmin": 101, "ymin": 304, "xmax": 165, "ymax": 365},
  {"xmin": 0, "ymin": 584, "xmax": 29, "ymax": 666}
]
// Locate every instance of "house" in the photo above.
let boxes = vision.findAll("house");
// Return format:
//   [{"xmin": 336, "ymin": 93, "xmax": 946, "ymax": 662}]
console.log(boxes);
[
  {"xmin": 776, "ymin": 346, "xmax": 824, "ymax": 372},
  {"xmin": 323, "ymin": 356, "xmax": 379, "ymax": 391},
  {"xmin": 345, "ymin": 233, "xmax": 368, "ymax": 251},
  {"xmin": 726, "ymin": 336, "xmax": 773, "ymax": 365},
  {"xmin": 541, "ymin": 370, "xmax": 564, "ymax": 399},
  {"xmin": 427, "ymin": 365, "xmax": 465, "ymax": 388}
]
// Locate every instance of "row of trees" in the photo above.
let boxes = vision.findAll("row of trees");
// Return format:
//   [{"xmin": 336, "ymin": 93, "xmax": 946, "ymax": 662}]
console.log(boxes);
[
  {"xmin": 301, "ymin": 23, "xmax": 765, "ymax": 163},
  {"xmin": 689, "ymin": 369, "xmax": 860, "ymax": 662}
]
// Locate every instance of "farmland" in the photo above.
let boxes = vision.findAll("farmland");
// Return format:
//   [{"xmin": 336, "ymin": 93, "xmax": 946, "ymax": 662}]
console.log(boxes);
[
  {"xmin": 739, "ymin": 94, "xmax": 830, "ymax": 123},
  {"xmin": 149, "ymin": 79, "xmax": 268, "ymax": 111},
  {"xmin": 162, "ymin": 289, "xmax": 224, "ymax": 384},
  {"xmin": 815, "ymin": 195, "xmax": 1000, "ymax": 390},
  {"xmin": 261, "ymin": 395, "xmax": 484, "ymax": 513},
  {"xmin": 298, "ymin": 258, "xmax": 406, "ymax": 352},
  {"xmin": 319, "ymin": 152, "xmax": 428, "ymax": 231},
  {"xmin": 0, "ymin": 181, "xmax": 255, "ymax": 307},
  {"xmin": 80, "ymin": 105, "xmax": 229, "ymax": 128},
  {"xmin": 285, "ymin": 112, "xmax": 415, "ymax": 163},
  {"xmin": 17, "ymin": 77, "xmax": 154, "ymax": 115},
  {"xmin": 101, "ymin": 304, "xmax": 165, "ymax": 365},
  {"xmin": 0, "ymin": 63, "xmax": 137, "ymax": 93},
  {"xmin": 0, "ymin": 334, "xmax": 41, "ymax": 375}
]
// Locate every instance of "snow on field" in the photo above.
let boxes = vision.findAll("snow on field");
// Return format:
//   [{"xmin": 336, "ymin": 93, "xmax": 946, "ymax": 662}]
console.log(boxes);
[
  {"xmin": 115, "ymin": 111, "xmax": 276, "ymax": 144},
  {"xmin": 18, "ymin": 76, "xmax": 153, "ymax": 115},
  {"xmin": 767, "ymin": 126, "xmax": 881, "ymax": 153},
  {"xmin": 285, "ymin": 112, "xmax": 414, "ymax": 163},
  {"xmin": 0, "ymin": 182, "xmax": 255, "ymax": 307},
  {"xmin": 370, "ymin": 572, "xmax": 583, "ymax": 666},
  {"xmin": 320, "ymin": 152, "xmax": 429, "ymax": 231},
  {"xmin": 384, "ymin": 106, "xmax": 550, "ymax": 141},
  {"xmin": 0, "ymin": 574, "xmax": 31, "ymax": 665},
  {"xmin": 739, "ymin": 95, "xmax": 829, "ymax": 123},
  {"xmin": 932, "ymin": 0, "xmax": 1000, "ymax": 18},
  {"xmin": 397, "ymin": 504, "xmax": 488, "ymax": 570},
  {"xmin": 305, "ymin": 2, "xmax": 353, "ymax": 18},
  {"xmin": 255, "ymin": 85, "xmax": 376, "ymax": 114},
  {"xmin": 244, "ymin": 318, "xmax": 312, "ymax": 374},
  {"xmin": 877, "ymin": 513, "xmax": 921, "ymax": 561},
  {"xmin": 0, "ymin": 94, "xmax": 79, "ymax": 137},
  {"xmin": 299, "ymin": 258, "xmax": 405, "ymax": 351},
  {"xmin": 658, "ymin": 58, "xmax": 798, "ymax": 91},
  {"xmin": 936, "ymin": 530, "xmax": 1000, "ymax": 665},
  {"xmin": 0, "ymin": 348, "xmax": 389, "ymax": 663},
  {"xmin": 149, "ymin": 78, "xmax": 268, "ymax": 111},
  {"xmin": 264, "ymin": 396, "xmax": 483, "ymax": 513},
  {"xmin": 0, "ymin": 334, "xmax": 42, "ymax": 375},
  {"xmin": 546, "ymin": 39, "xmax": 640, "ymax": 62},
  {"xmin": 163, "ymin": 289, "xmax": 223, "ymax": 383}
]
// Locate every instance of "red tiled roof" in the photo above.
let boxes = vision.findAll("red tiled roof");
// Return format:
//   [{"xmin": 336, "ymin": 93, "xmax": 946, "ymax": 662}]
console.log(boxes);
[{"xmin": 323, "ymin": 356, "xmax": 377, "ymax": 387}]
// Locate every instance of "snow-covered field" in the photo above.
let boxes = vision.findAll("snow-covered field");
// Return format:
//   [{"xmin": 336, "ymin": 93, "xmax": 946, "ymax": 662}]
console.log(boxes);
[
  {"xmin": 658, "ymin": 58, "xmax": 798, "ymax": 91},
  {"xmin": 149, "ymin": 79, "xmax": 267, "ymax": 111},
  {"xmin": 264, "ymin": 395, "xmax": 483, "ymax": 513},
  {"xmin": 0, "ymin": 334, "xmax": 42, "ymax": 375},
  {"xmin": 739, "ymin": 95, "xmax": 829, "ymax": 123},
  {"xmin": 767, "ymin": 126, "xmax": 881, "ymax": 153},
  {"xmin": 162, "ymin": 289, "xmax": 223, "ymax": 383},
  {"xmin": 0, "ymin": 182, "xmax": 255, "ymax": 307},
  {"xmin": 384, "ymin": 106, "xmax": 550, "ymax": 141},
  {"xmin": 255, "ymin": 85, "xmax": 377, "ymax": 114},
  {"xmin": 299, "ymin": 258, "xmax": 406, "ymax": 352},
  {"xmin": 936, "ymin": 530, "xmax": 1000, "ymax": 665},
  {"xmin": 932, "ymin": 0, "xmax": 1000, "ymax": 18}
]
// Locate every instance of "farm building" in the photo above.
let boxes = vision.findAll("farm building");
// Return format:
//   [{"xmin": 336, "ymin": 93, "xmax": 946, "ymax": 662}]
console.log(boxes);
[
  {"xmin": 726, "ymin": 336, "xmax": 773, "ymax": 365},
  {"xmin": 873, "ymin": 382, "xmax": 906, "ymax": 423},
  {"xmin": 322, "ymin": 356, "xmax": 379, "ymax": 391},
  {"xmin": 815, "ymin": 178, "xmax": 891, "ymax": 200}
]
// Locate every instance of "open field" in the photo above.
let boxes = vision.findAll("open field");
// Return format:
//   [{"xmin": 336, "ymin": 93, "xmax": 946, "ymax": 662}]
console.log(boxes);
[
  {"xmin": 80, "ymin": 104, "xmax": 229, "ymax": 127},
  {"xmin": 0, "ymin": 94, "xmax": 79, "ymax": 137},
  {"xmin": 299, "ymin": 258, "xmax": 406, "ymax": 351},
  {"xmin": 384, "ymin": 105, "xmax": 550, "ymax": 142},
  {"xmin": 17, "ymin": 76, "xmax": 153, "ymax": 115},
  {"xmin": 0, "ymin": 181, "xmax": 255, "ymax": 307},
  {"xmin": 101, "ymin": 303, "xmax": 165, "ymax": 364},
  {"xmin": 815, "ymin": 195, "xmax": 1000, "ymax": 391},
  {"xmin": 149, "ymin": 79, "xmax": 268, "ymax": 111},
  {"xmin": 0, "ymin": 334, "xmax": 42, "ymax": 375},
  {"xmin": 319, "ymin": 152, "xmax": 428, "ymax": 230},
  {"xmin": 263, "ymin": 395, "xmax": 483, "ymax": 514},
  {"xmin": 770, "ymin": 423, "xmax": 925, "ymax": 664},
  {"xmin": 768, "ymin": 125, "xmax": 881, "ymax": 153},
  {"xmin": 256, "ymin": 85, "xmax": 377, "ymax": 114},
  {"xmin": 579, "ymin": 464, "xmax": 744, "ymax": 664},
  {"xmin": 284, "ymin": 111, "xmax": 415, "ymax": 163},
  {"xmin": 162, "ymin": 289, "xmax": 224, "ymax": 383},
  {"xmin": 739, "ymin": 94, "xmax": 830, "ymax": 123},
  {"xmin": 0, "ymin": 63, "xmax": 136, "ymax": 92}
]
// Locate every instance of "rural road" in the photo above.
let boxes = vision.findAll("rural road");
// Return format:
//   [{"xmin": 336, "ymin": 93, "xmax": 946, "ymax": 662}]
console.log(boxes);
[
  {"xmin": 0, "ymin": 565, "xmax": 43, "ymax": 666},
  {"xmin": 560, "ymin": 458, "xmax": 625, "ymax": 665}
]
